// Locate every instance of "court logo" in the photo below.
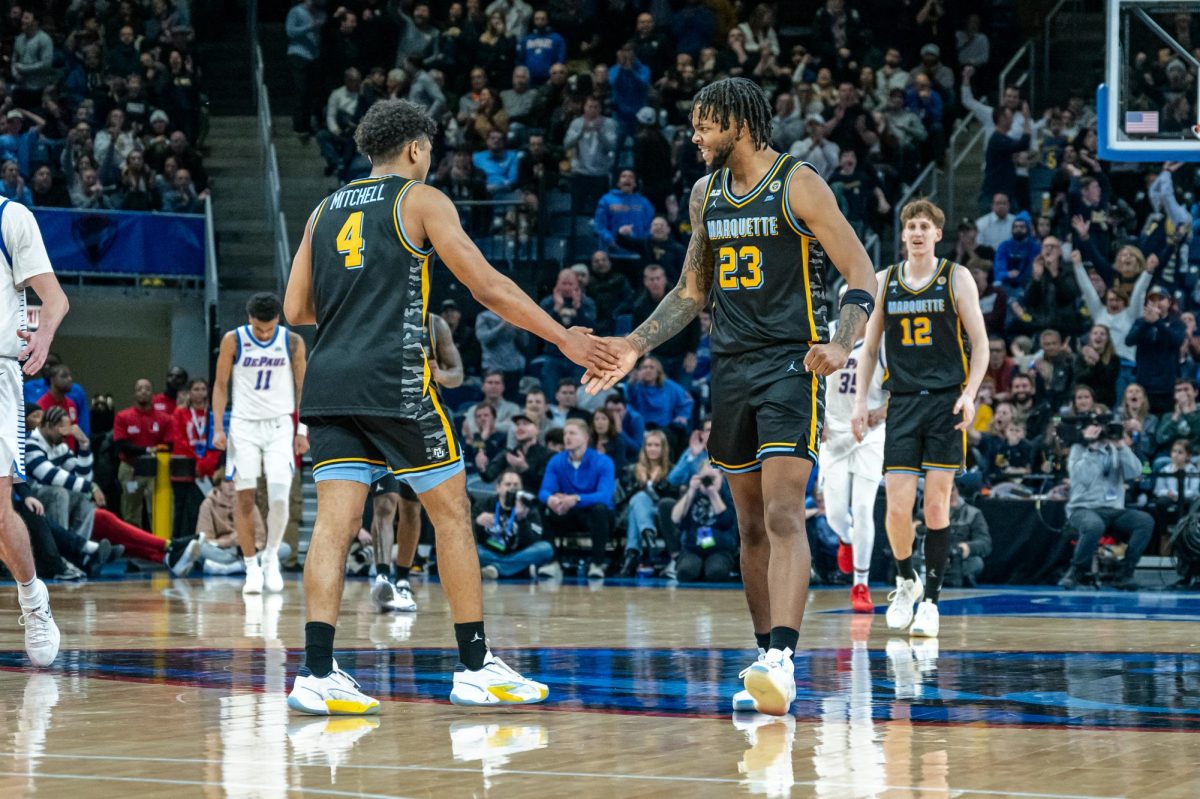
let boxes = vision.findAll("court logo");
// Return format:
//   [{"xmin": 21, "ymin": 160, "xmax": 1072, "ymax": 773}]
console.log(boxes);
[{"xmin": 768, "ymin": 180, "xmax": 782, "ymax": 193}]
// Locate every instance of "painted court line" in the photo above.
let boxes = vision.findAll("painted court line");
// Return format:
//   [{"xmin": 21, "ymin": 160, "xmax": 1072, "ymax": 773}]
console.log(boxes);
[
  {"xmin": 0, "ymin": 752, "xmax": 1126, "ymax": 798},
  {"xmin": 0, "ymin": 772, "xmax": 411, "ymax": 799}
]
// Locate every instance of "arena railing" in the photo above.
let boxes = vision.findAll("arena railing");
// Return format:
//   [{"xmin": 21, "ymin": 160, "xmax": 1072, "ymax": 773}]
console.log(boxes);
[
  {"xmin": 205, "ymin": 195, "xmax": 219, "ymax": 373},
  {"xmin": 249, "ymin": 1, "xmax": 290, "ymax": 291},
  {"xmin": 945, "ymin": 116, "xmax": 987, "ymax": 228}
]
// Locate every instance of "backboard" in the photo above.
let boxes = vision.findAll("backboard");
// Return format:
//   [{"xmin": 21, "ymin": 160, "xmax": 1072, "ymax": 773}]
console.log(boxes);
[{"xmin": 1098, "ymin": 0, "xmax": 1200, "ymax": 162}]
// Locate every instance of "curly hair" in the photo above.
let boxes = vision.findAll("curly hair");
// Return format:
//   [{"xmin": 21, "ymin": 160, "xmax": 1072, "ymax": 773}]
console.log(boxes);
[
  {"xmin": 246, "ymin": 292, "xmax": 282, "ymax": 321},
  {"xmin": 354, "ymin": 99, "xmax": 439, "ymax": 161},
  {"xmin": 691, "ymin": 77, "xmax": 772, "ymax": 151}
]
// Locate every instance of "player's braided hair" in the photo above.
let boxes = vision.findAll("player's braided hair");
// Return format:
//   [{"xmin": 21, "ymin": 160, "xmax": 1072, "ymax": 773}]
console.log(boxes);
[
  {"xmin": 691, "ymin": 77, "xmax": 772, "ymax": 151},
  {"xmin": 354, "ymin": 99, "xmax": 439, "ymax": 161}
]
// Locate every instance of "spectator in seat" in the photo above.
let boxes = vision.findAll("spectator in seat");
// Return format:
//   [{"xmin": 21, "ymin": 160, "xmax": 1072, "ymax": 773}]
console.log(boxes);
[
  {"xmin": 1072, "ymin": 246, "xmax": 1153, "ymax": 399},
  {"xmin": 993, "ymin": 211, "xmax": 1039, "ymax": 291},
  {"xmin": 483, "ymin": 413, "xmax": 550, "ymax": 493},
  {"xmin": 516, "ymin": 9, "xmax": 564, "ymax": 85},
  {"xmin": 1058, "ymin": 417, "xmax": 1153, "ymax": 591},
  {"xmin": 590, "ymin": 406, "xmax": 635, "ymax": 473},
  {"xmin": 1031, "ymin": 328, "xmax": 1074, "ymax": 411},
  {"xmin": 161, "ymin": 167, "xmax": 204, "ymax": 213},
  {"xmin": 11, "ymin": 11, "xmax": 54, "ymax": 108},
  {"xmin": 827, "ymin": 149, "xmax": 888, "ymax": 239},
  {"xmin": 1153, "ymin": 379, "xmax": 1200, "ymax": 458},
  {"xmin": 1021, "ymin": 237, "xmax": 1080, "ymax": 334},
  {"xmin": 626, "ymin": 355, "xmax": 693, "ymax": 448},
  {"xmin": 538, "ymin": 267, "xmax": 596, "ymax": 393},
  {"xmin": 113, "ymin": 378, "xmax": 174, "ymax": 527},
  {"xmin": 615, "ymin": 215, "xmax": 684, "ymax": 280},
  {"xmin": 619, "ymin": 429, "xmax": 674, "ymax": 577},
  {"xmin": 171, "ymin": 378, "xmax": 219, "ymax": 541},
  {"xmin": 192, "ymin": 477, "xmax": 274, "ymax": 575},
  {"xmin": 475, "ymin": 469, "xmax": 554, "ymax": 579},
  {"xmin": 586, "ymin": 251, "xmax": 629, "ymax": 335},
  {"xmin": 913, "ymin": 43, "xmax": 954, "ymax": 95},
  {"xmin": 30, "ymin": 165, "xmax": 71, "ymax": 208},
  {"xmin": 153, "ymin": 367, "xmax": 190, "ymax": 413},
  {"xmin": 25, "ymin": 356, "xmax": 91, "ymax": 435},
  {"xmin": 463, "ymin": 370, "xmax": 521, "ymax": 438},
  {"xmin": 108, "ymin": 25, "xmax": 143, "ymax": 81},
  {"xmin": 670, "ymin": 461, "xmax": 736, "ymax": 583},
  {"xmin": 464, "ymin": 402, "xmax": 508, "ymax": 485},
  {"xmin": 0, "ymin": 161, "xmax": 30, "ymax": 206},
  {"xmin": 70, "ymin": 167, "xmax": 110, "ymax": 209},
  {"xmin": 1009, "ymin": 373, "xmax": 1054, "ymax": 442},
  {"xmin": 486, "ymin": 0, "xmax": 533, "ymax": 40},
  {"xmin": 975, "ymin": 193, "xmax": 1014, "ymax": 251},
  {"xmin": 564, "ymin": 95, "xmax": 618, "ymax": 215},
  {"xmin": 471, "ymin": 129, "xmax": 518, "ymax": 199},
  {"xmin": 94, "ymin": 109, "xmax": 137, "ymax": 186},
  {"xmin": 26, "ymin": 406, "xmax": 101, "ymax": 541},
  {"xmin": 516, "ymin": 131, "xmax": 558, "ymax": 197},
  {"xmin": 1127, "ymin": 285, "xmax": 1185, "ymax": 414},
  {"xmin": 605, "ymin": 389, "xmax": 645, "ymax": 450},
  {"xmin": 770, "ymin": 93, "xmax": 804, "ymax": 153},
  {"xmin": 547, "ymin": 379, "xmax": 589, "ymax": 427},
  {"xmin": 501, "ymin": 65, "xmax": 536, "ymax": 122},
  {"xmin": 985, "ymin": 417, "xmax": 1031, "ymax": 486},
  {"xmin": 166, "ymin": 133, "xmax": 209, "ymax": 193},
  {"xmin": 538, "ymin": 418, "xmax": 616, "ymax": 580},
  {"xmin": 117, "ymin": 150, "xmax": 160, "ymax": 211},
  {"xmin": 984, "ymin": 335, "xmax": 1015, "ymax": 398},
  {"xmin": 1154, "ymin": 439, "xmax": 1200, "ymax": 504},
  {"xmin": 824, "ymin": 80, "xmax": 878, "ymax": 160},
  {"xmin": 475, "ymin": 313, "xmax": 528, "ymax": 394},
  {"xmin": 465, "ymin": 88, "xmax": 509, "ymax": 151},
  {"xmin": 631, "ymin": 108, "xmax": 673, "ymax": 211},
  {"xmin": 981, "ymin": 107, "xmax": 1031, "ymax": 214},
  {"xmin": 1118, "ymin": 383, "xmax": 1158, "ymax": 462},
  {"xmin": 474, "ymin": 13, "xmax": 517, "ymax": 90},
  {"xmin": 610, "ymin": 42, "xmax": 650, "ymax": 139},
  {"xmin": 36, "ymin": 364, "xmax": 80, "ymax": 449},
  {"xmin": 904, "ymin": 73, "xmax": 944, "ymax": 157},
  {"xmin": 670, "ymin": 418, "xmax": 711, "ymax": 490},
  {"xmin": 630, "ymin": 12, "xmax": 671, "ymax": 80},
  {"xmin": 920, "ymin": 483, "xmax": 992, "ymax": 588},
  {"xmin": 1074, "ymin": 325, "xmax": 1121, "ymax": 409},
  {"xmin": 882, "ymin": 88, "xmax": 928, "ymax": 157},
  {"xmin": 788, "ymin": 115, "xmax": 839, "ymax": 179},
  {"xmin": 317, "ymin": 67, "xmax": 363, "ymax": 177},
  {"xmin": 595, "ymin": 169, "xmax": 655, "ymax": 258},
  {"xmin": 619, "ymin": 264, "xmax": 701, "ymax": 381}
]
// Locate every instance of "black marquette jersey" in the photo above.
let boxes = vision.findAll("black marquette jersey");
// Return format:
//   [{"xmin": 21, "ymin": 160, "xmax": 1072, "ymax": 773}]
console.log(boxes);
[
  {"xmin": 703, "ymin": 153, "xmax": 829, "ymax": 356},
  {"xmin": 301, "ymin": 175, "xmax": 445, "ymax": 420},
  {"xmin": 881, "ymin": 258, "xmax": 968, "ymax": 394}
]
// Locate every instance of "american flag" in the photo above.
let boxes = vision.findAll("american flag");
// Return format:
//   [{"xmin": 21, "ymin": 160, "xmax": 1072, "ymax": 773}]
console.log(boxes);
[{"xmin": 1125, "ymin": 111, "xmax": 1159, "ymax": 134}]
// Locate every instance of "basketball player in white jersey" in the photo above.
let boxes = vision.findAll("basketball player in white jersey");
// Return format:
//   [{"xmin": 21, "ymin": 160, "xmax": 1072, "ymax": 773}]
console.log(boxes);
[
  {"xmin": 370, "ymin": 312, "xmax": 462, "ymax": 613},
  {"xmin": 0, "ymin": 198, "xmax": 69, "ymax": 667},
  {"xmin": 820, "ymin": 311, "xmax": 887, "ymax": 613},
  {"xmin": 212, "ymin": 292, "xmax": 308, "ymax": 595}
]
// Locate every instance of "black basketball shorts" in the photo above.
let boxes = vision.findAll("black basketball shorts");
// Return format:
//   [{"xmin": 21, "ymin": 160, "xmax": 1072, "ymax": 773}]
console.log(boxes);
[
  {"xmin": 306, "ymin": 414, "xmax": 464, "ymax": 494},
  {"xmin": 707, "ymin": 348, "xmax": 825, "ymax": 474},
  {"xmin": 883, "ymin": 388, "xmax": 967, "ymax": 475}
]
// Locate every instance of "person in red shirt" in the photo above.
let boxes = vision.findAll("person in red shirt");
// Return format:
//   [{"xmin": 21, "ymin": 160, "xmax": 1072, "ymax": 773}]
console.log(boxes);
[
  {"xmin": 152, "ymin": 366, "xmax": 189, "ymax": 414},
  {"xmin": 113, "ymin": 378, "xmax": 174, "ymax": 528},
  {"xmin": 172, "ymin": 378, "xmax": 219, "ymax": 540},
  {"xmin": 36, "ymin": 364, "xmax": 79, "ymax": 450}
]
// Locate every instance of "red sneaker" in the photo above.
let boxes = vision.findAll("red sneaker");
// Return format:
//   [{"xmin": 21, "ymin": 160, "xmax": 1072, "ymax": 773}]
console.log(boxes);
[
  {"xmin": 837, "ymin": 543, "xmax": 853, "ymax": 574},
  {"xmin": 850, "ymin": 583, "xmax": 874, "ymax": 614}
]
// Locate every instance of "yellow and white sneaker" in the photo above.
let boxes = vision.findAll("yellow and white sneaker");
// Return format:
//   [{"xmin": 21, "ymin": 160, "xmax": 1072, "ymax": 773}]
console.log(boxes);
[
  {"xmin": 742, "ymin": 647, "xmax": 795, "ymax": 717},
  {"xmin": 734, "ymin": 713, "xmax": 796, "ymax": 797},
  {"xmin": 909, "ymin": 599, "xmax": 940, "ymax": 637},
  {"xmin": 732, "ymin": 648, "xmax": 767, "ymax": 712},
  {"xmin": 449, "ymin": 652, "xmax": 548, "ymax": 706},
  {"xmin": 287, "ymin": 716, "xmax": 380, "ymax": 775},
  {"xmin": 287, "ymin": 659, "xmax": 380, "ymax": 715}
]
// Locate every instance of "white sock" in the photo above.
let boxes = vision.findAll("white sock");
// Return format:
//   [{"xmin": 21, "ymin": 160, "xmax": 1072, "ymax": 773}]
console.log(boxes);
[
  {"xmin": 266, "ymin": 483, "xmax": 289, "ymax": 556},
  {"xmin": 854, "ymin": 569, "xmax": 869, "ymax": 587},
  {"xmin": 244, "ymin": 556, "xmax": 259, "ymax": 571},
  {"xmin": 17, "ymin": 577, "xmax": 42, "ymax": 604},
  {"xmin": 83, "ymin": 540, "xmax": 99, "ymax": 554}
]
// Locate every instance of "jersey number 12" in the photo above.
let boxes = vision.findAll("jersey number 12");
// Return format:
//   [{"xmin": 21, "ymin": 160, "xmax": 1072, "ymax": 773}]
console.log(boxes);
[{"xmin": 899, "ymin": 316, "xmax": 932, "ymax": 346}]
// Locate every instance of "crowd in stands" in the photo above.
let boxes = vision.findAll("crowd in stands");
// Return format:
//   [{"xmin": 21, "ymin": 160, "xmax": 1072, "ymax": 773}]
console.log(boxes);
[{"xmin": 0, "ymin": 1, "xmax": 211, "ymax": 213}]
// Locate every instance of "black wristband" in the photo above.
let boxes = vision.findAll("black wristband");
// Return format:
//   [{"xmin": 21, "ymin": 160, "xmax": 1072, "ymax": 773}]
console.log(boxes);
[{"xmin": 841, "ymin": 288, "xmax": 875, "ymax": 318}]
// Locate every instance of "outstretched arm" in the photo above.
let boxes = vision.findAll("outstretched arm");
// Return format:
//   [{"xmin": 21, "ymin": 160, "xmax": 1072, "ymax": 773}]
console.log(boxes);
[
  {"xmin": 951, "ymin": 264, "xmax": 991, "ymax": 431},
  {"xmin": 583, "ymin": 176, "xmax": 714, "ymax": 394},
  {"xmin": 283, "ymin": 204, "xmax": 322, "ymax": 326},
  {"xmin": 411, "ymin": 185, "xmax": 617, "ymax": 373},
  {"xmin": 790, "ymin": 166, "xmax": 878, "ymax": 374},
  {"xmin": 850, "ymin": 278, "xmax": 887, "ymax": 442},
  {"xmin": 210, "ymin": 332, "xmax": 236, "ymax": 450}
]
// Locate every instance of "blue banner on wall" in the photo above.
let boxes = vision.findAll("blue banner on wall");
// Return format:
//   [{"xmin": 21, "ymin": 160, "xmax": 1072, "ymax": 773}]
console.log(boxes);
[{"xmin": 31, "ymin": 207, "xmax": 206, "ymax": 277}]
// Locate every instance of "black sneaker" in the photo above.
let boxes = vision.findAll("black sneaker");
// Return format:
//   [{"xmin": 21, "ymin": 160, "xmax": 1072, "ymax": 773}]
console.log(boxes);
[
  {"xmin": 1058, "ymin": 566, "xmax": 1091, "ymax": 590},
  {"xmin": 166, "ymin": 536, "xmax": 202, "ymax": 576},
  {"xmin": 82, "ymin": 539, "xmax": 112, "ymax": 577},
  {"xmin": 619, "ymin": 550, "xmax": 640, "ymax": 578}
]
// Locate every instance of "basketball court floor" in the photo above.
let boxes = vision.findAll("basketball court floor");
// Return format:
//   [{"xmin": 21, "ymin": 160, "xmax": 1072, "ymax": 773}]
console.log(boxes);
[{"xmin": 1, "ymin": 575, "xmax": 1198, "ymax": 798}]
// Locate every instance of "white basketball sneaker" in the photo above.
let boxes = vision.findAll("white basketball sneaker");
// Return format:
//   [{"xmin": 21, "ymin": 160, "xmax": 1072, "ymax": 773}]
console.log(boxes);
[
  {"xmin": 287, "ymin": 659, "xmax": 380, "ymax": 716},
  {"xmin": 392, "ymin": 579, "xmax": 417, "ymax": 612},
  {"xmin": 449, "ymin": 652, "xmax": 549, "ymax": 706},
  {"xmin": 243, "ymin": 560, "xmax": 264, "ymax": 595},
  {"xmin": 885, "ymin": 575, "xmax": 924, "ymax": 630},
  {"xmin": 909, "ymin": 599, "xmax": 940, "ymax": 638},
  {"xmin": 262, "ymin": 552, "xmax": 284, "ymax": 593},
  {"xmin": 742, "ymin": 648, "xmax": 796, "ymax": 717},
  {"xmin": 732, "ymin": 648, "xmax": 767, "ymax": 712},
  {"xmin": 18, "ymin": 581, "xmax": 60, "ymax": 668}
]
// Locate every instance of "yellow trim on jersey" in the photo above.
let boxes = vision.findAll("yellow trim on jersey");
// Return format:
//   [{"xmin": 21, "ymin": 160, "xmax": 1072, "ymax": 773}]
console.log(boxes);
[
  {"xmin": 922, "ymin": 461, "xmax": 962, "ymax": 469},
  {"xmin": 314, "ymin": 457, "xmax": 387, "ymax": 470},
  {"xmin": 757, "ymin": 441, "xmax": 797, "ymax": 449},
  {"xmin": 720, "ymin": 152, "xmax": 788, "ymax": 208},
  {"xmin": 895, "ymin": 258, "xmax": 947, "ymax": 295},
  {"xmin": 800, "ymin": 236, "xmax": 818, "ymax": 341},
  {"xmin": 710, "ymin": 457, "xmax": 760, "ymax": 471},
  {"xmin": 392, "ymin": 181, "xmax": 433, "ymax": 258},
  {"xmin": 310, "ymin": 195, "xmax": 331, "ymax": 236},
  {"xmin": 416, "ymin": 256, "xmax": 460, "ymax": 462},
  {"xmin": 392, "ymin": 455, "xmax": 460, "ymax": 476},
  {"xmin": 809, "ymin": 371, "xmax": 819, "ymax": 457}
]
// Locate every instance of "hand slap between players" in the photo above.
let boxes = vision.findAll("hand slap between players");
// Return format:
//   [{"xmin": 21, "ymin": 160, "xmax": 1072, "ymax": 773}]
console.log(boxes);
[
  {"xmin": 580, "ymin": 337, "xmax": 640, "ymax": 395},
  {"xmin": 560, "ymin": 327, "xmax": 625, "ymax": 375}
]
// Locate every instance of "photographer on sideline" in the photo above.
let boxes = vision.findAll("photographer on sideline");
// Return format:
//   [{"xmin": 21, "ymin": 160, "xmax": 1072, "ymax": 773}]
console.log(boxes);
[
  {"xmin": 473, "ymin": 470, "xmax": 555, "ymax": 580},
  {"xmin": 669, "ymin": 461, "xmax": 737, "ymax": 583},
  {"xmin": 1057, "ymin": 415, "xmax": 1153, "ymax": 591}
]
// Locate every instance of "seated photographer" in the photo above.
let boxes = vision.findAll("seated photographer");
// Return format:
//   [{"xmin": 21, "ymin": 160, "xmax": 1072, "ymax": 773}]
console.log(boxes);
[
  {"xmin": 669, "ymin": 461, "xmax": 737, "ymax": 583},
  {"xmin": 1152, "ymin": 379, "xmax": 1200, "ymax": 463},
  {"xmin": 917, "ymin": 484, "xmax": 992, "ymax": 588},
  {"xmin": 538, "ymin": 419, "xmax": 617, "ymax": 580},
  {"xmin": 482, "ymin": 413, "xmax": 551, "ymax": 493},
  {"xmin": 474, "ymin": 470, "xmax": 555, "ymax": 580},
  {"xmin": 1057, "ymin": 417, "xmax": 1153, "ymax": 590}
]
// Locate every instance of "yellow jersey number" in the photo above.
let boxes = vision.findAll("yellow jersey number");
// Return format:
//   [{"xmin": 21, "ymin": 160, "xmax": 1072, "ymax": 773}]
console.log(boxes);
[
  {"xmin": 717, "ymin": 245, "xmax": 764, "ymax": 291},
  {"xmin": 336, "ymin": 211, "xmax": 366, "ymax": 269},
  {"xmin": 899, "ymin": 316, "xmax": 933, "ymax": 346}
]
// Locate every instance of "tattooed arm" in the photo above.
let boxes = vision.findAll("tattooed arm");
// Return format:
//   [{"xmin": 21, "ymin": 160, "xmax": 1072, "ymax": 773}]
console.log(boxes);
[
  {"xmin": 582, "ymin": 176, "xmax": 714, "ymax": 394},
  {"xmin": 790, "ymin": 166, "xmax": 879, "ymax": 376}
]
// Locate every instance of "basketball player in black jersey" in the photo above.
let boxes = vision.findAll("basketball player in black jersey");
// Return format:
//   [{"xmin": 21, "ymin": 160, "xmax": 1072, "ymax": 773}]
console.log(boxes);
[
  {"xmin": 584, "ymin": 78, "xmax": 878, "ymax": 716},
  {"xmin": 282, "ymin": 100, "xmax": 616, "ymax": 714},
  {"xmin": 851, "ymin": 200, "xmax": 989, "ymax": 639}
]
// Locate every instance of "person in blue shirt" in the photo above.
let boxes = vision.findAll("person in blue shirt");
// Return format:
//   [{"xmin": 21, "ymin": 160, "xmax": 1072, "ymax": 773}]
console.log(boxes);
[
  {"xmin": 626, "ymin": 356, "xmax": 693, "ymax": 430},
  {"xmin": 594, "ymin": 169, "xmax": 655, "ymax": 256},
  {"xmin": 610, "ymin": 43, "xmax": 650, "ymax": 136},
  {"xmin": 471, "ymin": 130, "xmax": 519, "ymax": 198},
  {"xmin": 604, "ymin": 390, "xmax": 645, "ymax": 449},
  {"xmin": 516, "ymin": 9, "xmax": 565, "ymax": 84},
  {"xmin": 538, "ymin": 419, "xmax": 616, "ymax": 579},
  {"xmin": 994, "ymin": 211, "xmax": 1041, "ymax": 291}
]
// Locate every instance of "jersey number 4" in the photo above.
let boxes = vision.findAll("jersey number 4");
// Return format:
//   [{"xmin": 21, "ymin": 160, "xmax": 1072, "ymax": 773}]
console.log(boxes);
[
  {"xmin": 336, "ymin": 212, "xmax": 366, "ymax": 269},
  {"xmin": 717, "ymin": 245, "xmax": 764, "ymax": 290},
  {"xmin": 899, "ymin": 316, "xmax": 933, "ymax": 346}
]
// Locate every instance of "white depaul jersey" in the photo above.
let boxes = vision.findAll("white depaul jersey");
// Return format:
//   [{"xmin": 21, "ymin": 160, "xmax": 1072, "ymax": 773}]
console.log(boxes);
[
  {"xmin": 0, "ymin": 200, "xmax": 54, "ymax": 359},
  {"xmin": 231, "ymin": 325, "xmax": 295, "ymax": 420},
  {"xmin": 825, "ymin": 322, "xmax": 887, "ymax": 439}
]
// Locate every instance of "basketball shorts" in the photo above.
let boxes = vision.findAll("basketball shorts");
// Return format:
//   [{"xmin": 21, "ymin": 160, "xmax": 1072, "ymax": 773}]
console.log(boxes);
[
  {"xmin": 883, "ymin": 389, "xmax": 966, "ymax": 475},
  {"xmin": 707, "ymin": 348, "xmax": 825, "ymax": 474},
  {"xmin": 227, "ymin": 416, "xmax": 295, "ymax": 490},
  {"xmin": 0, "ymin": 359, "xmax": 25, "ymax": 481},
  {"xmin": 820, "ymin": 426, "xmax": 885, "ymax": 480},
  {"xmin": 307, "ymin": 414, "xmax": 464, "ymax": 494},
  {"xmin": 371, "ymin": 473, "xmax": 418, "ymax": 501}
]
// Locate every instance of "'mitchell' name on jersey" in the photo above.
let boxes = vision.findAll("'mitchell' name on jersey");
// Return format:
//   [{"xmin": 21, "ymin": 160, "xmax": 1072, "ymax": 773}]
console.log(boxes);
[
  {"xmin": 702, "ymin": 153, "xmax": 829, "ymax": 356},
  {"xmin": 232, "ymin": 325, "xmax": 295, "ymax": 421}
]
